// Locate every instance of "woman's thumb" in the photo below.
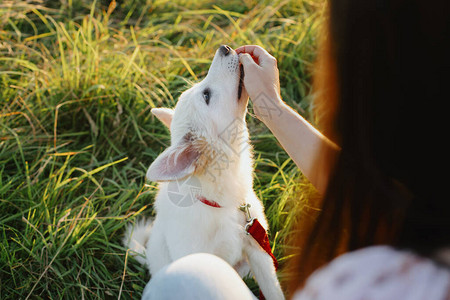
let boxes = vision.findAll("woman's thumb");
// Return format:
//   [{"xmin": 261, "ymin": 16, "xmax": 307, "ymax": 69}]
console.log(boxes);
[{"xmin": 239, "ymin": 53, "xmax": 259, "ymax": 69}]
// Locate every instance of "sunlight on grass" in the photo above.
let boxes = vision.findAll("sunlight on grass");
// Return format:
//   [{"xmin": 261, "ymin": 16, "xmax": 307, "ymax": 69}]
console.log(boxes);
[{"xmin": 1, "ymin": 0, "xmax": 324, "ymax": 298}]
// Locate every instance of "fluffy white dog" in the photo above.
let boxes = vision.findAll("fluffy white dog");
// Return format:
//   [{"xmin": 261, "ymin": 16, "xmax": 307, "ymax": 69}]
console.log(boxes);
[{"xmin": 123, "ymin": 45, "xmax": 284, "ymax": 300}]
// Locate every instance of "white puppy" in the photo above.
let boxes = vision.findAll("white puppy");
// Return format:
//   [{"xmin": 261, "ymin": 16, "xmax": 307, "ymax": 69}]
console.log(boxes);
[{"xmin": 124, "ymin": 45, "xmax": 284, "ymax": 300}]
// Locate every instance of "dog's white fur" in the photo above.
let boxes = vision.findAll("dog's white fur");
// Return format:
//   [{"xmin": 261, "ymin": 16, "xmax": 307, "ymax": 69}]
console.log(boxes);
[{"xmin": 123, "ymin": 46, "xmax": 284, "ymax": 300}]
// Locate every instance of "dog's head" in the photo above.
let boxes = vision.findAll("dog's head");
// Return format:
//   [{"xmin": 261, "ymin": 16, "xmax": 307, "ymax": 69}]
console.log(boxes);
[{"xmin": 147, "ymin": 45, "xmax": 249, "ymax": 182}]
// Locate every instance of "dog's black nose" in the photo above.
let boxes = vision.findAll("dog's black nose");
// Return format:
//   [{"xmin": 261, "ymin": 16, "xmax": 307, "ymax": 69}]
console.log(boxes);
[{"xmin": 219, "ymin": 45, "xmax": 232, "ymax": 56}]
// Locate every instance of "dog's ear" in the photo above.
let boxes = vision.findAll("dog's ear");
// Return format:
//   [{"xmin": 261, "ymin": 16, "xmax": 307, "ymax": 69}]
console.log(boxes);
[
  {"xmin": 146, "ymin": 133, "xmax": 202, "ymax": 182},
  {"xmin": 151, "ymin": 108, "xmax": 173, "ymax": 129}
]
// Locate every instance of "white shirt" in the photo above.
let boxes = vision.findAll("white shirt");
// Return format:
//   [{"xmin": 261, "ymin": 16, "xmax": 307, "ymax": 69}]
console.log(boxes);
[{"xmin": 293, "ymin": 246, "xmax": 450, "ymax": 300}]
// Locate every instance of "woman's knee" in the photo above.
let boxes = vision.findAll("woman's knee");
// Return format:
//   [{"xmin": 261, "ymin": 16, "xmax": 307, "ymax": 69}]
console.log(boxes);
[{"xmin": 142, "ymin": 253, "xmax": 256, "ymax": 300}]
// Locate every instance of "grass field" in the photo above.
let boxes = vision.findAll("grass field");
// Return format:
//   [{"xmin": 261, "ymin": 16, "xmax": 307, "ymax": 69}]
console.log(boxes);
[{"xmin": 0, "ymin": 0, "xmax": 324, "ymax": 298}]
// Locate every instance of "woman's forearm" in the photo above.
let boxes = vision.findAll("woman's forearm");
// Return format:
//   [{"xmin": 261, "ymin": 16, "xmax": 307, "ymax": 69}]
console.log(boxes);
[{"xmin": 258, "ymin": 99, "xmax": 340, "ymax": 194}]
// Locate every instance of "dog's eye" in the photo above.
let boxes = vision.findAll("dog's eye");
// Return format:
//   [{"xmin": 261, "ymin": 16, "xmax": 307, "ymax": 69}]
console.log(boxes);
[{"xmin": 203, "ymin": 88, "xmax": 211, "ymax": 105}]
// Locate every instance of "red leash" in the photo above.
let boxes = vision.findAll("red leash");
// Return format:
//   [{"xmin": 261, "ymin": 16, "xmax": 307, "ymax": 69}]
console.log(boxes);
[
  {"xmin": 240, "ymin": 204, "xmax": 278, "ymax": 300},
  {"xmin": 246, "ymin": 218, "xmax": 278, "ymax": 270}
]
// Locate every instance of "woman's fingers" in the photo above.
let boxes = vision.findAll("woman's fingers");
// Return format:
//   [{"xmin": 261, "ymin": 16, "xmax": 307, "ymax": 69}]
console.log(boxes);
[
  {"xmin": 236, "ymin": 45, "xmax": 266, "ymax": 55},
  {"xmin": 236, "ymin": 46, "xmax": 260, "ymax": 65},
  {"xmin": 236, "ymin": 45, "xmax": 275, "ymax": 67},
  {"xmin": 238, "ymin": 53, "xmax": 259, "ymax": 69}
]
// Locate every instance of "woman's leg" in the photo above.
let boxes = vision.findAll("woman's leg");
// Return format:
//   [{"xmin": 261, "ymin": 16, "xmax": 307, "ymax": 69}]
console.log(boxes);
[{"xmin": 142, "ymin": 253, "xmax": 257, "ymax": 300}]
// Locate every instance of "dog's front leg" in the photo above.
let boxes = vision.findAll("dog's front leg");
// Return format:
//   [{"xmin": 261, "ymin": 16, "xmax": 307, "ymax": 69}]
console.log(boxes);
[
  {"xmin": 246, "ymin": 245, "xmax": 285, "ymax": 300},
  {"xmin": 147, "ymin": 227, "xmax": 172, "ymax": 276}
]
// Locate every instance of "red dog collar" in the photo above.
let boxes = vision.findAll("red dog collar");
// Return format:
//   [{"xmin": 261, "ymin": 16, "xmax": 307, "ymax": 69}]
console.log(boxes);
[{"xmin": 197, "ymin": 196, "xmax": 222, "ymax": 208}]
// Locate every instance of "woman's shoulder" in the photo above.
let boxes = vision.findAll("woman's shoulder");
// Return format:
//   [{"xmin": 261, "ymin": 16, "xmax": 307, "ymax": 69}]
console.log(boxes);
[{"xmin": 293, "ymin": 246, "xmax": 450, "ymax": 300}]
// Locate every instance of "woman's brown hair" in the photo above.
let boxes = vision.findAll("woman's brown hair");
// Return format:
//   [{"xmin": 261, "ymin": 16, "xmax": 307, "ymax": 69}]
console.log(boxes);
[{"xmin": 287, "ymin": 0, "xmax": 450, "ymax": 295}]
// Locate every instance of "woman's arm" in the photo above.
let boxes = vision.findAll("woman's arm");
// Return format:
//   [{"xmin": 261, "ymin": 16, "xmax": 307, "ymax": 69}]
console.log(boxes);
[
  {"xmin": 237, "ymin": 45, "xmax": 339, "ymax": 194},
  {"xmin": 258, "ymin": 99, "xmax": 339, "ymax": 194}
]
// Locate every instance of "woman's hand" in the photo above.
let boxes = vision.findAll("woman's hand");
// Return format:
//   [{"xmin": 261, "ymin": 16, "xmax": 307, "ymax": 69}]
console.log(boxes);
[{"xmin": 236, "ymin": 45, "xmax": 283, "ymax": 121}]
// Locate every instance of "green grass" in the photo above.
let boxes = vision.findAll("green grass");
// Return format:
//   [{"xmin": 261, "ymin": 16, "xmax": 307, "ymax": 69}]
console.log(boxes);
[{"xmin": 0, "ymin": 0, "xmax": 324, "ymax": 298}]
